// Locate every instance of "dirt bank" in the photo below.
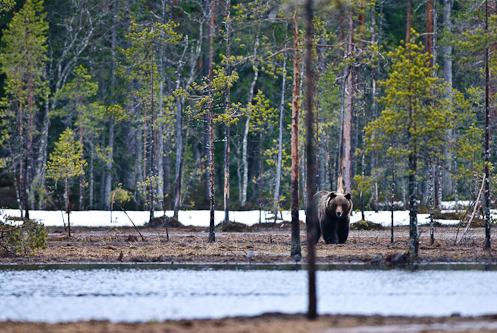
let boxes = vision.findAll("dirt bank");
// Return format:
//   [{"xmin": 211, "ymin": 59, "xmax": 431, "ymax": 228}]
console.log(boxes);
[
  {"xmin": 3, "ymin": 313, "xmax": 497, "ymax": 333},
  {"xmin": 1, "ymin": 224, "xmax": 496, "ymax": 264}
]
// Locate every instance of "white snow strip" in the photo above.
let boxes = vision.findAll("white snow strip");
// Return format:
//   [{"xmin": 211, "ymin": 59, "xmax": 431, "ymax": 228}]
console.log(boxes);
[{"xmin": 2, "ymin": 203, "xmax": 493, "ymax": 228}]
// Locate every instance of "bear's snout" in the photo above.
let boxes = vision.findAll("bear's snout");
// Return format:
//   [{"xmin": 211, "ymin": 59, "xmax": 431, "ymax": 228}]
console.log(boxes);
[{"xmin": 336, "ymin": 211, "xmax": 342, "ymax": 217}]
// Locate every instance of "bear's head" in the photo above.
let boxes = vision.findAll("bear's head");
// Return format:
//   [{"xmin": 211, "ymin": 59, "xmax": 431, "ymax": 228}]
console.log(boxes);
[{"xmin": 327, "ymin": 192, "xmax": 352, "ymax": 218}]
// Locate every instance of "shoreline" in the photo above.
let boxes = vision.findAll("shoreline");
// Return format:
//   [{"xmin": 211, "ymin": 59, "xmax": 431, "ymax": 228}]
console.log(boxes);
[
  {"xmin": 1, "ymin": 225, "xmax": 497, "ymax": 265},
  {"xmin": 3, "ymin": 313, "xmax": 497, "ymax": 333}
]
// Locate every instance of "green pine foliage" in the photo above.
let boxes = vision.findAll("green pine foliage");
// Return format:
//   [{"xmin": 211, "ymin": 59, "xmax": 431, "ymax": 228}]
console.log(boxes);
[
  {"xmin": 45, "ymin": 128, "xmax": 86, "ymax": 185},
  {"xmin": 365, "ymin": 32, "xmax": 454, "ymax": 169},
  {"xmin": 0, "ymin": 0, "xmax": 495, "ymax": 216},
  {"xmin": 0, "ymin": 0, "xmax": 48, "ymax": 180}
]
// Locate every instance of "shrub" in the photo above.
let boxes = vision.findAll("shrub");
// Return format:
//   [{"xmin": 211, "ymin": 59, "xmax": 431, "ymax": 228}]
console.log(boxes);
[{"xmin": 0, "ymin": 215, "xmax": 47, "ymax": 255}]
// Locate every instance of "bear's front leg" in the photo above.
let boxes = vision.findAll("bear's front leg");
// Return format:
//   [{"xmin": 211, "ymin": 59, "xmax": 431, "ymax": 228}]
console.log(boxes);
[
  {"xmin": 324, "ymin": 232, "xmax": 338, "ymax": 244},
  {"xmin": 321, "ymin": 218, "xmax": 338, "ymax": 244},
  {"xmin": 337, "ymin": 220, "xmax": 349, "ymax": 244}
]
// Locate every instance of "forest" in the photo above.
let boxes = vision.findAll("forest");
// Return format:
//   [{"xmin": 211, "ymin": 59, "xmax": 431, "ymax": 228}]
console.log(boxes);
[{"xmin": 0, "ymin": 0, "xmax": 495, "ymax": 236}]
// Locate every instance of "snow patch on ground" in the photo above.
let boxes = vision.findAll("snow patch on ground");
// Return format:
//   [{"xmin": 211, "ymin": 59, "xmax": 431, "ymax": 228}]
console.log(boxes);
[{"xmin": 3, "ymin": 200, "xmax": 494, "ymax": 228}]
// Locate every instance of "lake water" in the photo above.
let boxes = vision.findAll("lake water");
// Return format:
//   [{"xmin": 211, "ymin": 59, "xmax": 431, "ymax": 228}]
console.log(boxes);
[{"xmin": 1, "ymin": 263, "xmax": 497, "ymax": 323}]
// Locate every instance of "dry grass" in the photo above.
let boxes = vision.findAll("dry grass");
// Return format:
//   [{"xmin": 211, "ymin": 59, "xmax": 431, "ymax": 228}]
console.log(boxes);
[
  {"xmin": 3, "ymin": 313, "xmax": 497, "ymax": 333},
  {"xmin": 1, "ymin": 224, "xmax": 496, "ymax": 264}
]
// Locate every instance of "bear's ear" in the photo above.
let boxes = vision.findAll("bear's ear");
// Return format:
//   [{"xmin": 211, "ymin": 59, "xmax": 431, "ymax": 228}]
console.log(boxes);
[
  {"xmin": 345, "ymin": 193, "xmax": 351, "ymax": 201},
  {"xmin": 328, "ymin": 192, "xmax": 337, "ymax": 200}
]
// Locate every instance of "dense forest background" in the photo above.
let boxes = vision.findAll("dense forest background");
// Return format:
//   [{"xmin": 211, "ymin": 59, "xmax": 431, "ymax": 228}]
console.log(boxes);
[{"xmin": 0, "ymin": 0, "xmax": 495, "ymax": 221}]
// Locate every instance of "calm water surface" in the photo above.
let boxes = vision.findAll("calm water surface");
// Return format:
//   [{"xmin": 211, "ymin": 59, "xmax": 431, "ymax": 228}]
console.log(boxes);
[{"xmin": 1, "ymin": 263, "xmax": 496, "ymax": 323}]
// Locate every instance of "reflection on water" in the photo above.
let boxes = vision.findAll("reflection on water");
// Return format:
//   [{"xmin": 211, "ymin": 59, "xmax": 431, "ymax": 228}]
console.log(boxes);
[{"xmin": 1, "ymin": 263, "xmax": 496, "ymax": 323}]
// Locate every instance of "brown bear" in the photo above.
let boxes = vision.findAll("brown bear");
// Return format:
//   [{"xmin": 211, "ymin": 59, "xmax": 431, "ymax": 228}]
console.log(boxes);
[{"xmin": 314, "ymin": 191, "xmax": 353, "ymax": 244}]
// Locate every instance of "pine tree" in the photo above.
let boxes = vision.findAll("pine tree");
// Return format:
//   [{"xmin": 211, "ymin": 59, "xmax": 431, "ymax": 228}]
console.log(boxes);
[
  {"xmin": 365, "ymin": 32, "xmax": 454, "ymax": 259},
  {"xmin": 0, "ymin": 0, "xmax": 48, "ymax": 220},
  {"xmin": 45, "ymin": 128, "xmax": 86, "ymax": 236},
  {"xmin": 54, "ymin": 65, "xmax": 104, "ymax": 211},
  {"xmin": 122, "ymin": 20, "xmax": 181, "ymax": 222}
]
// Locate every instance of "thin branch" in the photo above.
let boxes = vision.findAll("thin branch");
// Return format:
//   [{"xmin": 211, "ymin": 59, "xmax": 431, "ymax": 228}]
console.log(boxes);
[{"xmin": 456, "ymin": 174, "xmax": 485, "ymax": 245}]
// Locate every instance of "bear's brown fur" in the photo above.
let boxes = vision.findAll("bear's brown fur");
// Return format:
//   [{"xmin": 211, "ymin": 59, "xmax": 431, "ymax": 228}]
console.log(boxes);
[{"xmin": 314, "ymin": 191, "xmax": 353, "ymax": 244}]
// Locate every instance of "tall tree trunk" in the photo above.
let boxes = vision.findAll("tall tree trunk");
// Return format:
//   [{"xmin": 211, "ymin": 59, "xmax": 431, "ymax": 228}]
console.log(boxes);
[
  {"xmin": 258, "ymin": 130, "xmax": 263, "ymax": 223},
  {"xmin": 484, "ymin": 0, "xmax": 491, "ymax": 249},
  {"xmin": 433, "ymin": 3, "xmax": 442, "ymax": 211},
  {"xmin": 343, "ymin": 8, "xmax": 354, "ymax": 194},
  {"xmin": 427, "ymin": 0, "xmax": 436, "ymax": 218},
  {"xmin": 432, "ymin": 0, "xmax": 438, "ymax": 73},
  {"xmin": 19, "ymin": 102, "xmax": 26, "ymax": 220},
  {"xmin": 157, "ymin": 1, "xmax": 167, "ymax": 211},
  {"xmin": 208, "ymin": 0, "xmax": 216, "ymax": 242},
  {"xmin": 290, "ymin": 9, "xmax": 301, "ymax": 257},
  {"xmin": 26, "ymin": 47, "xmax": 34, "ymax": 218},
  {"xmin": 274, "ymin": 45, "xmax": 287, "ymax": 223},
  {"xmin": 174, "ymin": 80, "xmax": 183, "ymax": 219},
  {"xmin": 89, "ymin": 145, "xmax": 94, "ymax": 210},
  {"xmin": 407, "ymin": 5, "xmax": 418, "ymax": 259},
  {"xmin": 35, "ymin": 90, "xmax": 50, "ymax": 210},
  {"xmin": 149, "ymin": 46, "xmax": 156, "ymax": 222},
  {"xmin": 143, "ymin": 108, "xmax": 148, "ymax": 186},
  {"xmin": 429, "ymin": 163, "xmax": 435, "ymax": 245},
  {"xmin": 173, "ymin": 31, "xmax": 194, "ymax": 218},
  {"xmin": 443, "ymin": 0, "xmax": 454, "ymax": 197},
  {"xmin": 158, "ymin": 82, "xmax": 164, "ymax": 210},
  {"xmin": 224, "ymin": 0, "xmax": 231, "ymax": 224},
  {"xmin": 78, "ymin": 111, "xmax": 85, "ymax": 211},
  {"xmin": 241, "ymin": 33, "xmax": 260, "ymax": 208},
  {"xmin": 426, "ymin": 0, "xmax": 433, "ymax": 59},
  {"xmin": 408, "ymin": 136, "xmax": 418, "ymax": 258},
  {"xmin": 337, "ymin": 67, "xmax": 346, "ymax": 194},
  {"xmin": 406, "ymin": 0, "xmax": 411, "ymax": 45},
  {"xmin": 99, "ymin": 131, "xmax": 106, "ymax": 209},
  {"xmin": 371, "ymin": 3, "xmax": 380, "ymax": 212},
  {"xmin": 65, "ymin": 177, "xmax": 70, "ymax": 236},
  {"xmin": 391, "ymin": 166, "xmax": 395, "ymax": 243},
  {"xmin": 304, "ymin": 0, "xmax": 317, "ymax": 319},
  {"xmin": 104, "ymin": 0, "xmax": 118, "ymax": 211}
]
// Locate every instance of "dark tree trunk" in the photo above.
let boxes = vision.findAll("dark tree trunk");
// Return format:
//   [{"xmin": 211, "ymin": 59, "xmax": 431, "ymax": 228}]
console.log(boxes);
[
  {"xmin": 406, "ymin": 0, "xmax": 411, "ymax": 44},
  {"xmin": 371, "ymin": 3, "xmax": 380, "ymax": 213},
  {"xmin": 19, "ymin": 107, "xmax": 26, "ymax": 220},
  {"xmin": 104, "ymin": 0, "xmax": 118, "ymax": 211},
  {"xmin": 78, "ymin": 103, "xmax": 85, "ymax": 211},
  {"xmin": 429, "ymin": 163, "xmax": 435, "ymax": 245},
  {"xmin": 406, "ymin": 0, "xmax": 418, "ymax": 259},
  {"xmin": 343, "ymin": 7, "xmax": 354, "ymax": 194},
  {"xmin": 290, "ymin": 9, "xmax": 301, "ymax": 257},
  {"xmin": 274, "ymin": 44, "xmax": 287, "ymax": 223},
  {"xmin": 391, "ymin": 167, "xmax": 395, "ymax": 243},
  {"xmin": 208, "ymin": 0, "xmax": 216, "ymax": 242},
  {"xmin": 484, "ymin": 0, "xmax": 491, "ymax": 249},
  {"xmin": 258, "ymin": 131, "xmax": 263, "ymax": 223},
  {"xmin": 426, "ymin": 0, "xmax": 433, "ymax": 58},
  {"xmin": 224, "ymin": 0, "xmax": 231, "ymax": 224},
  {"xmin": 304, "ymin": 0, "xmax": 317, "ymax": 319},
  {"xmin": 65, "ymin": 177, "xmax": 71, "ymax": 236},
  {"xmin": 148, "ymin": 45, "xmax": 156, "ymax": 223},
  {"xmin": 174, "ymin": 83, "xmax": 183, "ymax": 219},
  {"xmin": 443, "ymin": 0, "xmax": 454, "ymax": 198}
]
